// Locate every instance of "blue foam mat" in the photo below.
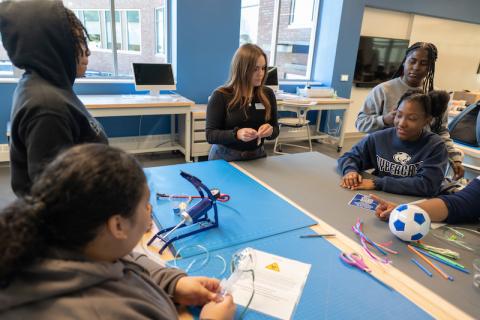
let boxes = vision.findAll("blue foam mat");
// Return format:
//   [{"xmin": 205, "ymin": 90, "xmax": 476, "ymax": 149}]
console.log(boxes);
[
  {"xmin": 145, "ymin": 160, "xmax": 317, "ymax": 258},
  {"xmin": 175, "ymin": 228, "xmax": 432, "ymax": 320}
]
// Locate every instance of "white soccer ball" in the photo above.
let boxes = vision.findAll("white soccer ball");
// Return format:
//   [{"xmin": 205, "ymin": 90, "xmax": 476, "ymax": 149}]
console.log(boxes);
[{"xmin": 389, "ymin": 204, "xmax": 431, "ymax": 241}]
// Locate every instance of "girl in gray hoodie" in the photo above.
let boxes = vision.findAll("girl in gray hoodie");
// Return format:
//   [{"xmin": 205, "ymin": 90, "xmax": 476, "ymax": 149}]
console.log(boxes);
[{"xmin": 0, "ymin": 144, "xmax": 235, "ymax": 320}]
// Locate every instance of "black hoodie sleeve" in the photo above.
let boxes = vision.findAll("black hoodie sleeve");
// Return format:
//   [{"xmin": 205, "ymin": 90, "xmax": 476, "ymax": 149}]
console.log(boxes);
[{"xmin": 23, "ymin": 114, "xmax": 75, "ymax": 182}]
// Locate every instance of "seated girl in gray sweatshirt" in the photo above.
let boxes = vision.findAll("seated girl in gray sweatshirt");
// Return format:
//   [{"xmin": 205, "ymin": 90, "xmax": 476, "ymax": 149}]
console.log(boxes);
[
  {"xmin": 355, "ymin": 42, "xmax": 464, "ymax": 180},
  {"xmin": 0, "ymin": 144, "xmax": 235, "ymax": 320},
  {"xmin": 338, "ymin": 90, "xmax": 449, "ymax": 197}
]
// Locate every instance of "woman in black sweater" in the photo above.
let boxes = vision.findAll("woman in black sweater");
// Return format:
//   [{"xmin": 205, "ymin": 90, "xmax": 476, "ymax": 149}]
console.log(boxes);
[{"xmin": 206, "ymin": 44, "xmax": 279, "ymax": 161}]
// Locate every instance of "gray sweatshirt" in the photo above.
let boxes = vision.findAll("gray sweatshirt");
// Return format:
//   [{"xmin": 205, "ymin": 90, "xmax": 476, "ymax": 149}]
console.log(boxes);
[
  {"xmin": 0, "ymin": 250, "xmax": 187, "ymax": 319},
  {"xmin": 355, "ymin": 77, "xmax": 462, "ymax": 163}
]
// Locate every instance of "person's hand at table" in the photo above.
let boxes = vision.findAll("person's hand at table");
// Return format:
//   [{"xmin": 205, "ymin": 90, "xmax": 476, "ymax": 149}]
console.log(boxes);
[
  {"xmin": 452, "ymin": 161, "xmax": 464, "ymax": 180},
  {"xmin": 257, "ymin": 123, "xmax": 273, "ymax": 138},
  {"xmin": 349, "ymin": 179, "xmax": 375, "ymax": 190},
  {"xmin": 370, "ymin": 194, "xmax": 397, "ymax": 221},
  {"xmin": 340, "ymin": 171, "xmax": 362, "ymax": 189},
  {"xmin": 236, "ymin": 128, "xmax": 258, "ymax": 142},
  {"xmin": 200, "ymin": 294, "xmax": 236, "ymax": 320},
  {"xmin": 382, "ymin": 109, "xmax": 397, "ymax": 126},
  {"xmin": 174, "ymin": 276, "xmax": 220, "ymax": 306}
]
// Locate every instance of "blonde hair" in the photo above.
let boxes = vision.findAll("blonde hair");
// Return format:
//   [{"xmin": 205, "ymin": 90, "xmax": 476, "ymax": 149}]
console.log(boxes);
[{"xmin": 219, "ymin": 44, "xmax": 272, "ymax": 121}]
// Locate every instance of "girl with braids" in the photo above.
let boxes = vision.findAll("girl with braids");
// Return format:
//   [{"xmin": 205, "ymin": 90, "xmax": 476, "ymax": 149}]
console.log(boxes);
[
  {"xmin": 355, "ymin": 42, "xmax": 464, "ymax": 180},
  {"xmin": 0, "ymin": 144, "xmax": 235, "ymax": 319},
  {"xmin": 0, "ymin": 0, "xmax": 108, "ymax": 196},
  {"xmin": 339, "ymin": 90, "xmax": 449, "ymax": 197},
  {"xmin": 206, "ymin": 43, "xmax": 279, "ymax": 161}
]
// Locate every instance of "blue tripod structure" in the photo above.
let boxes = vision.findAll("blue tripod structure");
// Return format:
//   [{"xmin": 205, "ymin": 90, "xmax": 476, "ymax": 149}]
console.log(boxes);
[{"xmin": 148, "ymin": 171, "xmax": 219, "ymax": 254}]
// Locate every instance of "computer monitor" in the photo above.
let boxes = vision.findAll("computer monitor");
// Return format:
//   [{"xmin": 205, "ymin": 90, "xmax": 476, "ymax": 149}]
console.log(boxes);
[
  {"xmin": 265, "ymin": 66, "xmax": 279, "ymax": 92},
  {"xmin": 133, "ymin": 63, "xmax": 176, "ymax": 95}
]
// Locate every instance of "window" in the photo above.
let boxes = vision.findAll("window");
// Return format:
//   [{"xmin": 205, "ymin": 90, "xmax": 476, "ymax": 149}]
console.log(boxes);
[
  {"xmin": 126, "ymin": 11, "xmax": 141, "ymax": 52},
  {"xmin": 155, "ymin": 8, "xmax": 167, "ymax": 55},
  {"xmin": 240, "ymin": 0, "xmax": 260, "ymax": 45},
  {"xmin": 63, "ymin": 1, "xmax": 168, "ymax": 78},
  {"xmin": 106, "ymin": 10, "xmax": 122, "ymax": 50},
  {"xmin": 289, "ymin": 0, "xmax": 315, "ymax": 28},
  {"xmin": 0, "ymin": 34, "xmax": 13, "ymax": 77},
  {"xmin": 80, "ymin": 10, "xmax": 102, "ymax": 49},
  {"xmin": 240, "ymin": 0, "xmax": 319, "ymax": 80}
]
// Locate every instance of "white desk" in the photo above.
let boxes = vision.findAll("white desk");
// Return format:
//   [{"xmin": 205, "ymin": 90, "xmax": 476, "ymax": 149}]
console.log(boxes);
[
  {"xmin": 79, "ymin": 94, "xmax": 194, "ymax": 162},
  {"xmin": 277, "ymin": 97, "xmax": 352, "ymax": 152}
]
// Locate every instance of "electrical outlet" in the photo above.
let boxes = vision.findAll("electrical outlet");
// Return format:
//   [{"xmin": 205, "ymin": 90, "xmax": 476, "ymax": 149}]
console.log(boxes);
[
  {"xmin": 340, "ymin": 74, "xmax": 349, "ymax": 81},
  {"xmin": 335, "ymin": 115, "xmax": 341, "ymax": 124}
]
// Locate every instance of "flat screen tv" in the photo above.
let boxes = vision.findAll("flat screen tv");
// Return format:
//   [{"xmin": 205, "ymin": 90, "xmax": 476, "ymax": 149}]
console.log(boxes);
[{"xmin": 353, "ymin": 36, "xmax": 409, "ymax": 88}]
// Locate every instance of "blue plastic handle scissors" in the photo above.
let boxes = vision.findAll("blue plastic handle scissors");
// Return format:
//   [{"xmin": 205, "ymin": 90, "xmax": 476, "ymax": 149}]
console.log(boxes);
[{"xmin": 340, "ymin": 252, "xmax": 371, "ymax": 273}]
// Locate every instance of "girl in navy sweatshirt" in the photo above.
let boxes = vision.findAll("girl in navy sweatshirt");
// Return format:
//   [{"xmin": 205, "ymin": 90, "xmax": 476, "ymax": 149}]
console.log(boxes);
[{"xmin": 338, "ymin": 89, "xmax": 449, "ymax": 197}]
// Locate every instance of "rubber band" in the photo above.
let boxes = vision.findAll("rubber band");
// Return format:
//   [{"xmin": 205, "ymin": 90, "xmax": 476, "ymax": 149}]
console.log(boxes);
[
  {"xmin": 213, "ymin": 254, "xmax": 227, "ymax": 276},
  {"xmin": 171, "ymin": 244, "xmax": 210, "ymax": 272},
  {"xmin": 352, "ymin": 218, "xmax": 396, "ymax": 264}
]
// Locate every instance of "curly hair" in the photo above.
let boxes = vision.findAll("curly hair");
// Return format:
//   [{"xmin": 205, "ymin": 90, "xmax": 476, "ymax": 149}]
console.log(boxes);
[
  {"xmin": 0, "ymin": 144, "xmax": 146, "ymax": 286},
  {"xmin": 64, "ymin": 7, "xmax": 90, "ymax": 65},
  {"xmin": 397, "ymin": 89, "xmax": 450, "ymax": 132}
]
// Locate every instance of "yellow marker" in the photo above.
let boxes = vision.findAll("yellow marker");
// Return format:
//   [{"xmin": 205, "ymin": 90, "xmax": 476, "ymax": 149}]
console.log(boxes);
[{"xmin": 266, "ymin": 262, "xmax": 280, "ymax": 272}]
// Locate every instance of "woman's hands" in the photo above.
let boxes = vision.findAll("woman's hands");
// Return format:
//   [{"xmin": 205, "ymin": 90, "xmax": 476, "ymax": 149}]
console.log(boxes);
[
  {"xmin": 452, "ymin": 161, "xmax": 464, "ymax": 180},
  {"xmin": 340, "ymin": 172, "xmax": 375, "ymax": 190},
  {"xmin": 382, "ymin": 109, "xmax": 397, "ymax": 126},
  {"xmin": 174, "ymin": 276, "xmax": 219, "ymax": 306},
  {"xmin": 200, "ymin": 295, "xmax": 236, "ymax": 320},
  {"xmin": 236, "ymin": 124, "xmax": 273, "ymax": 142},
  {"xmin": 174, "ymin": 276, "xmax": 236, "ymax": 320},
  {"xmin": 257, "ymin": 123, "xmax": 273, "ymax": 138}
]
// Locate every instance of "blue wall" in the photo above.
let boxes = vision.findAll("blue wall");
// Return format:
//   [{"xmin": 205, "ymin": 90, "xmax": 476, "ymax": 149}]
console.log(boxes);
[
  {"xmin": 1, "ymin": 0, "xmax": 479, "ymax": 144},
  {"xmin": 173, "ymin": 0, "xmax": 241, "ymax": 103}
]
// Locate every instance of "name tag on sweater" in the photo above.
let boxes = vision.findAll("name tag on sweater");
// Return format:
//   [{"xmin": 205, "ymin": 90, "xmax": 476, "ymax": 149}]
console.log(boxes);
[{"xmin": 255, "ymin": 103, "xmax": 265, "ymax": 110}]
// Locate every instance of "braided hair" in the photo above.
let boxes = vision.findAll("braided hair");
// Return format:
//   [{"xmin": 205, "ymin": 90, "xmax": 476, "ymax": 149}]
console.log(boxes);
[
  {"xmin": 392, "ymin": 42, "xmax": 438, "ymax": 93},
  {"xmin": 64, "ymin": 7, "xmax": 90, "ymax": 65}
]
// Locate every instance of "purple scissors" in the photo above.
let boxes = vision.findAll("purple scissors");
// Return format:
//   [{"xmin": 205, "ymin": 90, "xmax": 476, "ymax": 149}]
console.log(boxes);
[
  {"xmin": 339, "ymin": 252, "xmax": 393, "ymax": 290},
  {"xmin": 340, "ymin": 252, "xmax": 371, "ymax": 273}
]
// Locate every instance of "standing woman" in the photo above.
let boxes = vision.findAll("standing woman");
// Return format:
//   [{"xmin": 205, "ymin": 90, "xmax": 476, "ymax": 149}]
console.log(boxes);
[
  {"xmin": 0, "ymin": 0, "xmax": 108, "ymax": 196},
  {"xmin": 0, "ymin": 144, "xmax": 235, "ymax": 319},
  {"xmin": 355, "ymin": 42, "xmax": 464, "ymax": 179},
  {"xmin": 206, "ymin": 44, "xmax": 279, "ymax": 161}
]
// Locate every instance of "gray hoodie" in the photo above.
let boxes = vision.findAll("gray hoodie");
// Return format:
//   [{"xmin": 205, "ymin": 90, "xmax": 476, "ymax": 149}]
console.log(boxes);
[
  {"xmin": 0, "ymin": 250, "xmax": 186, "ymax": 319},
  {"xmin": 355, "ymin": 77, "xmax": 462, "ymax": 163}
]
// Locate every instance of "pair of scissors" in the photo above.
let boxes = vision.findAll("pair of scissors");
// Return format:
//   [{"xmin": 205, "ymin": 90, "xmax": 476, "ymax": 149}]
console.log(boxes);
[
  {"xmin": 339, "ymin": 252, "xmax": 393, "ymax": 290},
  {"xmin": 340, "ymin": 252, "xmax": 371, "ymax": 272}
]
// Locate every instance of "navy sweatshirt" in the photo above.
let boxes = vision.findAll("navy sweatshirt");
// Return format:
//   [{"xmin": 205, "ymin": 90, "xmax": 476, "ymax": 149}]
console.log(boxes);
[
  {"xmin": 337, "ymin": 128, "xmax": 448, "ymax": 197},
  {"xmin": 206, "ymin": 87, "xmax": 279, "ymax": 151},
  {"xmin": 439, "ymin": 177, "xmax": 480, "ymax": 224}
]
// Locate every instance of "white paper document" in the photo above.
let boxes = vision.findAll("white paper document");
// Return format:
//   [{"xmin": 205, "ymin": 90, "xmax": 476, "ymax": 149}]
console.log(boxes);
[{"xmin": 231, "ymin": 248, "xmax": 311, "ymax": 320}]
